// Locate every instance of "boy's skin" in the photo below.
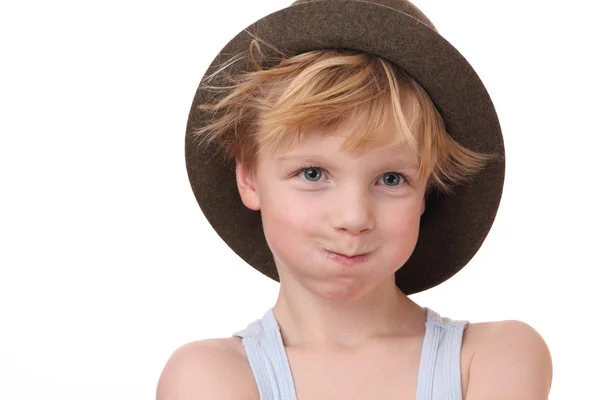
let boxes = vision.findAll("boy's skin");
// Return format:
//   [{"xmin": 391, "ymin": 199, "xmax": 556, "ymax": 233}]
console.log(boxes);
[{"xmin": 157, "ymin": 115, "xmax": 553, "ymax": 399}]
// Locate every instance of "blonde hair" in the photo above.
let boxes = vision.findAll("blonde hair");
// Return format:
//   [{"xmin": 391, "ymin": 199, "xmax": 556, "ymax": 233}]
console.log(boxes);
[{"xmin": 192, "ymin": 40, "xmax": 493, "ymax": 193}]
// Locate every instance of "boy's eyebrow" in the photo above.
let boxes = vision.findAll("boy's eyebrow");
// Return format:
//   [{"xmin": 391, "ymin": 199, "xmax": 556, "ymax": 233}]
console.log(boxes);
[
  {"xmin": 275, "ymin": 154, "xmax": 419, "ymax": 170},
  {"xmin": 275, "ymin": 154, "xmax": 329, "ymax": 163}
]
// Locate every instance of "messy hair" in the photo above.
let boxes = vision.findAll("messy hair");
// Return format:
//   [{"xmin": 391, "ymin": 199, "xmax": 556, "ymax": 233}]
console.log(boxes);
[{"xmin": 192, "ymin": 39, "xmax": 493, "ymax": 193}]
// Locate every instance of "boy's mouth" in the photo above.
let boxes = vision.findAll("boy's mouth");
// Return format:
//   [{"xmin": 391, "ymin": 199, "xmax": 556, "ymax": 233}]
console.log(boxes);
[{"xmin": 321, "ymin": 249, "xmax": 373, "ymax": 266}]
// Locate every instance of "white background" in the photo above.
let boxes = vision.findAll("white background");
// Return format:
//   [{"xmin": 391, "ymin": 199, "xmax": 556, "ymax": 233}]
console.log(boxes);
[{"xmin": 1, "ymin": 0, "xmax": 598, "ymax": 398}]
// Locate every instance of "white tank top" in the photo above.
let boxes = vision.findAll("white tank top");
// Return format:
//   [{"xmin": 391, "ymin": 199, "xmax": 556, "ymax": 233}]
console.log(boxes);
[{"xmin": 233, "ymin": 306, "xmax": 468, "ymax": 399}]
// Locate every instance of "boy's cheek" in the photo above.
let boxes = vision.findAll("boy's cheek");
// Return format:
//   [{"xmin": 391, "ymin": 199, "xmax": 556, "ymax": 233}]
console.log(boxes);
[
  {"xmin": 263, "ymin": 202, "xmax": 317, "ymax": 236},
  {"xmin": 263, "ymin": 190, "xmax": 322, "ymax": 222},
  {"xmin": 261, "ymin": 200, "xmax": 324, "ymax": 256}
]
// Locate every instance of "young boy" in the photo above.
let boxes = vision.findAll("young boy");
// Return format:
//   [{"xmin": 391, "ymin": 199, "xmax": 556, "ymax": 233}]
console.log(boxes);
[{"xmin": 158, "ymin": 1, "xmax": 552, "ymax": 399}]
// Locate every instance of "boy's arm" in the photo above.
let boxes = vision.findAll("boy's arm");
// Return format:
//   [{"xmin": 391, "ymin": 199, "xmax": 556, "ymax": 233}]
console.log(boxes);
[
  {"xmin": 465, "ymin": 320, "xmax": 553, "ymax": 400},
  {"xmin": 156, "ymin": 339, "xmax": 253, "ymax": 400}
]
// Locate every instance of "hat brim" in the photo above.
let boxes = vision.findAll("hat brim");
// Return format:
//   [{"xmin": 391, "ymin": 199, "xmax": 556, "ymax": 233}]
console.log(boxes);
[{"xmin": 185, "ymin": 0, "xmax": 505, "ymax": 295}]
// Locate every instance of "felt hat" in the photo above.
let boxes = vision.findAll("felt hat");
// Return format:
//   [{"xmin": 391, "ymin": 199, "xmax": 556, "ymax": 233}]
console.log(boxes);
[{"xmin": 184, "ymin": 0, "xmax": 505, "ymax": 295}]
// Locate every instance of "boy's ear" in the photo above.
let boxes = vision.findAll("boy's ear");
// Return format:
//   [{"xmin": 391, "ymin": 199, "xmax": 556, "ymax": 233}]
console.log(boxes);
[{"xmin": 235, "ymin": 159, "xmax": 261, "ymax": 211}]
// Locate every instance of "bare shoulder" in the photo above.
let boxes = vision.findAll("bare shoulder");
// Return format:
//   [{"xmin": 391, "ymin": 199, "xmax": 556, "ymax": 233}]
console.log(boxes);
[
  {"xmin": 463, "ymin": 319, "xmax": 553, "ymax": 400},
  {"xmin": 156, "ymin": 337, "xmax": 258, "ymax": 400}
]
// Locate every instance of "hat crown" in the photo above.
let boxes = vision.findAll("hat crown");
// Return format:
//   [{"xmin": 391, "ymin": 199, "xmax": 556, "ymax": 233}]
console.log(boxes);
[{"xmin": 291, "ymin": 0, "xmax": 437, "ymax": 31}]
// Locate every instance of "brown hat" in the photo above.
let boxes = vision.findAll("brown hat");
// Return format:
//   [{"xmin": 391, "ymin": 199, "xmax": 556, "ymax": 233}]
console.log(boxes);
[{"xmin": 184, "ymin": 0, "xmax": 505, "ymax": 295}]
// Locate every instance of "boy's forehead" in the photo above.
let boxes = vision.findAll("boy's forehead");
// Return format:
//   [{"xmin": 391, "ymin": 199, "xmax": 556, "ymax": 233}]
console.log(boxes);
[
  {"xmin": 271, "ymin": 130, "xmax": 418, "ymax": 165},
  {"xmin": 259, "ymin": 102, "xmax": 423, "ymax": 166},
  {"xmin": 294, "ymin": 119, "xmax": 413, "ymax": 149}
]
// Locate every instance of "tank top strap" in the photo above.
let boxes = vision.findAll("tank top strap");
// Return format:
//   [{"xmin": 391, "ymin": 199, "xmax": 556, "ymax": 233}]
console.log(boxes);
[
  {"xmin": 232, "ymin": 308, "xmax": 297, "ymax": 400},
  {"xmin": 417, "ymin": 307, "xmax": 469, "ymax": 400}
]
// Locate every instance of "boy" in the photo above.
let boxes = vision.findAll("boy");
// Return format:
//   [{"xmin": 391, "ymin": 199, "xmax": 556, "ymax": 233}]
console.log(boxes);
[{"xmin": 158, "ymin": 0, "xmax": 553, "ymax": 398}]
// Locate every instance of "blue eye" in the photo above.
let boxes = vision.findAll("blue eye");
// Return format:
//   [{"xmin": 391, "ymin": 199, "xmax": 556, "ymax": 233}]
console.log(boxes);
[
  {"xmin": 380, "ymin": 172, "xmax": 405, "ymax": 186},
  {"xmin": 296, "ymin": 167, "xmax": 406, "ymax": 187},
  {"xmin": 302, "ymin": 167, "xmax": 323, "ymax": 181}
]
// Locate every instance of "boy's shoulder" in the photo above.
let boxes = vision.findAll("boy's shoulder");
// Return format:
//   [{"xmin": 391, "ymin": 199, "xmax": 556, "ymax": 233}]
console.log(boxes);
[
  {"xmin": 462, "ymin": 319, "xmax": 553, "ymax": 398},
  {"xmin": 156, "ymin": 337, "xmax": 257, "ymax": 400},
  {"xmin": 155, "ymin": 318, "xmax": 552, "ymax": 399}
]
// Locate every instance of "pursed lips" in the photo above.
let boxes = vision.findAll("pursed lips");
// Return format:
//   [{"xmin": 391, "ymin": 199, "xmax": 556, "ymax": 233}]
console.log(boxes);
[
  {"xmin": 321, "ymin": 248, "xmax": 373, "ymax": 257},
  {"xmin": 332, "ymin": 251, "xmax": 367, "ymax": 257},
  {"xmin": 320, "ymin": 248, "xmax": 374, "ymax": 266}
]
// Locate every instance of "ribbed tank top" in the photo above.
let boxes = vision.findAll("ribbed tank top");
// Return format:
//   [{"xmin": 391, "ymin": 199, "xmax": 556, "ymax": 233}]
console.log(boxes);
[{"xmin": 232, "ymin": 307, "xmax": 468, "ymax": 400}]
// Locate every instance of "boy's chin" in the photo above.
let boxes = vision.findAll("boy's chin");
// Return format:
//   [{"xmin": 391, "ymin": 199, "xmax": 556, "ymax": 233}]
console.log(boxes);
[{"xmin": 302, "ymin": 277, "xmax": 392, "ymax": 302}]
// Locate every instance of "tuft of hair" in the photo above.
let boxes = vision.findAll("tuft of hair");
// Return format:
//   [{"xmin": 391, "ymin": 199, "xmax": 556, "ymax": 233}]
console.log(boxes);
[{"xmin": 192, "ymin": 39, "xmax": 494, "ymax": 194}]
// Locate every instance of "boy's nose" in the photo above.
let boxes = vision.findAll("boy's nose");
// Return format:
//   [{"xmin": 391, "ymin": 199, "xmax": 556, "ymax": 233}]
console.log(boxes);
[{"xmin": 328, "ymin": 186, "xmax": 375, "ymax": 235}]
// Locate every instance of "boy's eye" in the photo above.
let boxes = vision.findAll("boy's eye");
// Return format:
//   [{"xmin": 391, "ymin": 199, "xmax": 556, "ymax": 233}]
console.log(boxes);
[
  {"xmin": 302, "ymin": 167, "xmax": 323, "ymax": 182},
  {"xmin": 380, "ymin": 172, "xmax": 405, "ymax": 186},
  {"xmin": 297, "ymin": 167, "xmax": 406, "ymax": 186}
]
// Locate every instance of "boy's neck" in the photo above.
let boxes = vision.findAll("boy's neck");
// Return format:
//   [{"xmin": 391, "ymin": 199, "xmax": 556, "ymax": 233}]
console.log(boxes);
[{"xmin": 272, "ymin": 277, "xmax": 426, "ymax": 350}]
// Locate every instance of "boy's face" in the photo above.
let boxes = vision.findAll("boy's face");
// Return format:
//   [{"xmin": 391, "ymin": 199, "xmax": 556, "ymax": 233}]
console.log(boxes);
[{"xmin": 236, "ymin": 121, "xmax": 428, "ymax": 301}]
